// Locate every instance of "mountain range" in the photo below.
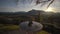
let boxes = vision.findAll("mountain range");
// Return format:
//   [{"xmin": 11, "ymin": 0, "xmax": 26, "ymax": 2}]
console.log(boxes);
[{"xmin": 0, "ymin": 9, "xmax": 45, "ymax": 15}]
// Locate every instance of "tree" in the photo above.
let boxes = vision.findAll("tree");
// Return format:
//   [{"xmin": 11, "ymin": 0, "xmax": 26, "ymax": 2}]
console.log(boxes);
[{"xmin": 16, "ymin": 0, "xmax": 54, "ymax": 9}]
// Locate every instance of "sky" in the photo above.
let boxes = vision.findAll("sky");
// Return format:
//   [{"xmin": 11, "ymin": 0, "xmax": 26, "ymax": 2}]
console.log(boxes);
[{"xmin": 0, "ymin": 0, "xmax": 60, "ymax": 12}]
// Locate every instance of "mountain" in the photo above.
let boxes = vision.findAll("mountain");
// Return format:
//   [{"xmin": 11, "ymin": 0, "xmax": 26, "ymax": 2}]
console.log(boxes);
[
  {"xmin": 27, "ymin": 9, "xmax": 45, "ymax": 15},
  {"xmin": 0, "ymin": 9, "xmax": 46, "ymax": 16}
]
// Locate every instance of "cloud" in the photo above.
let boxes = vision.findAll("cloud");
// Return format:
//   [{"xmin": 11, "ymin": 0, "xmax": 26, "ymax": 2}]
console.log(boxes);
[{"xmin": 0, "ymin": 0, "xmax": 60, "ymax": 12}]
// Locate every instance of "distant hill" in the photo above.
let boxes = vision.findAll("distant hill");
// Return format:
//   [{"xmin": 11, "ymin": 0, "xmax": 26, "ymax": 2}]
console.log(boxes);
[
  {"xmin": 0, "ymin": 11, "xmax": 27, "ymax": 15},
  {"xmin": 0, "ymin": 9, "xmax": 47, "ymax": 16},
  {"xmin": 27, "ymin": 9, "xmax": 45, "ymax": 15}
]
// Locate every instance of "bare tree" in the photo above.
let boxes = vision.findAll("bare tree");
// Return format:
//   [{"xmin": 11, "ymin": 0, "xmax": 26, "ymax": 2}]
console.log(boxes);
[
  {"xmin": 16, "ymin": 0, "xmax": 54, "ymax": 9},
  {"xmin": 35, "ymin": 0, "xmax": 54, "ymax": 9}
]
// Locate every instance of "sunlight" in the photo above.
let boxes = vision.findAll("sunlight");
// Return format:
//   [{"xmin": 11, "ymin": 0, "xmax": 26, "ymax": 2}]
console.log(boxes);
[
  {"xmin": 45, "ymin": 7, "xmax": 54, "ymax": 11},
  {"xmin": 44, "ymin": 7, "xmax": 56, "ymax": 13}
]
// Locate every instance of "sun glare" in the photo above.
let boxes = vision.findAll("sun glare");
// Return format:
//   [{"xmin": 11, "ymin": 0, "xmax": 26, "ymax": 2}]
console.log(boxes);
[{"xmin": 44, "ymin": 7, "xmax": 56, "ymax": 13}]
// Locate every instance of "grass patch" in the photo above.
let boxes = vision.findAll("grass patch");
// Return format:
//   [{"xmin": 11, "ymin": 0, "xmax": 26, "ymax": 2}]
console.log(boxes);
[
  {"xmin": 37, "ymin": 30, "xmax": 50, "ymax": 34},
  {"xmin": 0, "ymin": 24, "xmax": 49, "ymax": 34},
  {"xmin": 0, "ymin": 24, "xmax": 19, "ymax": 30}
]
